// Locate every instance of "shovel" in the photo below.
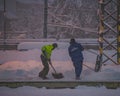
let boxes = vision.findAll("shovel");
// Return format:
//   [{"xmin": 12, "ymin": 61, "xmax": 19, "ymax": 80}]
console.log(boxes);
[{"xmin": 49, "ymin": 62, "xmax": 64, "ymax": 79}]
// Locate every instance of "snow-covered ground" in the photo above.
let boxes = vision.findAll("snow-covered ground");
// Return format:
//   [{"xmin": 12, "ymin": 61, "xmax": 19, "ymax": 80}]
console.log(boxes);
[
  {"xmin": 0, "ymin": 86, "xmax": 120, "ymax": 96},
  {"xmin": 0, "ymin": 41, "xmax": 120, "ymax": 96},
  {"xmin": 0, "ymin": 41, "xmax": 119, "ymax": 81}
]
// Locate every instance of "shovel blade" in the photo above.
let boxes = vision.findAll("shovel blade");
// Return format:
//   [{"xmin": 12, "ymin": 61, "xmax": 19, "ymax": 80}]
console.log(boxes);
[{"xmin": 52, "ymin": 73, "xmax": 64, "ymax": 79}]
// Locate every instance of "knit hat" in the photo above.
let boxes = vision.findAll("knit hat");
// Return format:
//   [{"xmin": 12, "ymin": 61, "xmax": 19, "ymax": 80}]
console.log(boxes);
[
  {"xmin": 70, "ymin": 38, "xmax": 75, "ymax": 44},
  {"xmin": 52, "ymin": 43, "xmax": 58, "ymax": 48}
]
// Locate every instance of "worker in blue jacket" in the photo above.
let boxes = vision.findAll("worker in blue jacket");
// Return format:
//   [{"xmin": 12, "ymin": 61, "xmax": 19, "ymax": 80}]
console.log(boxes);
[{"xmin": 68, "ymin": 38, "xmax": 84, "ymax": 80}]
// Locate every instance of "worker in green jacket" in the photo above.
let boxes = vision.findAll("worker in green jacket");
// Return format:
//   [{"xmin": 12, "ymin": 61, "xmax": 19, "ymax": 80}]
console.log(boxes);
[{"xmin": 39, "ymin": 43, "xmax": 58, "ymax": 79}]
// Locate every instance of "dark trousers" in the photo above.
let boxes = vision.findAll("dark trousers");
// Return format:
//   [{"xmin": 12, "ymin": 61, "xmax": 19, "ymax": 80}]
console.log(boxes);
[
  {"xmin": 39, "ymin": 55, "xmax": 49, "ymax": 78},
  {"xmin": 73, "ymin": 60, "xmax": 83, "ymax": 77}
]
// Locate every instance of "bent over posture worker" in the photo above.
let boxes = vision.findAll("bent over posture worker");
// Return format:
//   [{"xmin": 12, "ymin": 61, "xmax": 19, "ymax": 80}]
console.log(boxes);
[
  {"xmin": 68, "ymin": 38, "xmax": 84, "ymax": 80},
  {"xmin": 39, "ymin": 43, "xmax": 58, "ymax": 79}
]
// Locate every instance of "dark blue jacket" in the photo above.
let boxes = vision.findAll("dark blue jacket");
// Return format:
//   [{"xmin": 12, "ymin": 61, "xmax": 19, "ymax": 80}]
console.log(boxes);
[{"xmin": 68, "ymin": 42, "xmax": 84, "ymax": 63}]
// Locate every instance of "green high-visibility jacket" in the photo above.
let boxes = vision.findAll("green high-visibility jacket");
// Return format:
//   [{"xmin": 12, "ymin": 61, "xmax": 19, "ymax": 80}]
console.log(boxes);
[{"xmin": 41, "ymin": 44, "xmax": 54, "ymax": 59}]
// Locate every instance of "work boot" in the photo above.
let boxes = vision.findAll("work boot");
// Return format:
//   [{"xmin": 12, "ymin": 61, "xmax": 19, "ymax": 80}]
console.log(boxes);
[
  {"xmin": 39, "ymin": 73, "xmax": 43, "ymax": 77},
  {"xmin": 39, "ymin": 74, "xmax": 49, "ymax": 80},
  {"xmin": 75, "ymin": 77, "xmax": 80, "ymax": 80}
]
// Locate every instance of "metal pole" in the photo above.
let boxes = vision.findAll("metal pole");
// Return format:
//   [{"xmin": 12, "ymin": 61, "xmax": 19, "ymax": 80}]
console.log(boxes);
[
  {"xmin": 43, "ymin": 0, "xmax": 48, "ymax": 38},
  {"xmin": 3, "ymin": 0, "xmax": 6, "ymax": 50},
  {"xmin": 98, "ymin": 0, "xmax": 104, "ymax": 70},
  {"xmin": 117, "ymin": 0, "xmax": 120, "ymax": 64}
]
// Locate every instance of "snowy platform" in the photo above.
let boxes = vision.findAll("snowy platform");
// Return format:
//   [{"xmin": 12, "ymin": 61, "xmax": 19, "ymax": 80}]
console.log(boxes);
[{"xmin": 0, "ymin": 41, "xmax": 119, "ymax": 90}]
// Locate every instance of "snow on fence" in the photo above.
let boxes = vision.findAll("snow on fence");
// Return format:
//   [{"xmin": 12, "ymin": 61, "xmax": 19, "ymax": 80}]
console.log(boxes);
[
  {"xmin": 16, "ymin": 39, "xmax": 98, "ymax": 50},
  {"xmin": 0, "ymin": 39, "xmax": 116, "ymax": 50}
]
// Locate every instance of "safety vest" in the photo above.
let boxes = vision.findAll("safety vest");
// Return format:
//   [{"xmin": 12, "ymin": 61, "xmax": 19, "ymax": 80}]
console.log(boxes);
[{"xmin": 41, "ymin": 45, "xmax": 54, "ymax": 59}]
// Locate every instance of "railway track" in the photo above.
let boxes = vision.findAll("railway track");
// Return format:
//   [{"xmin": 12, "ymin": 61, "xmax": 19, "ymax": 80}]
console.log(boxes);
[{"xmin": 0, "ymin": 81, "xmax": 120, "ymax": 89}]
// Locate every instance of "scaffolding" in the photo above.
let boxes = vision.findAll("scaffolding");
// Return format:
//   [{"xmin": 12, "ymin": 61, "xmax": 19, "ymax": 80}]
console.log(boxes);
[
  {"xmin": 95, "ymin": 0, "xmax": 119, "ymax": 72},
  {"xmin": 117, "ymin": 0, "xmax": 120, "ymax": 64}
]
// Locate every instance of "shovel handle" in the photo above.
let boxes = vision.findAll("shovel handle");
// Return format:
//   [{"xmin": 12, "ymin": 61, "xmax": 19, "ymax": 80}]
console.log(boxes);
[{"xmin": 49, "ymin": 62, "xmax": 57, "ymax": 73}]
